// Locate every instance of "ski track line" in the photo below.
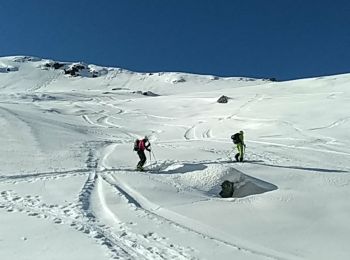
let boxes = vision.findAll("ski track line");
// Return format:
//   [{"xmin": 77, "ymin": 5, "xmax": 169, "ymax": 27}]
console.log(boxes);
[
  {"xmin": 96, "ymin": 99, "xmax": 125, "ymax": 115},
  {"xmin": 104, "ymin": 116, "xmax": 122, "ymax": 128},
  {"xmin": 79, "ymin": 171, "xmax": 150, "ymax": 260},
  {"xmin": 165, "ymin": 137, "xmax": 350, "ymax": 158},
  {"xmin": 97, "ymin": 115, "xmax": 117, "ymax": 128},
  {"xmin": 184, "ymin": 125, "xmax": 195, "ymax": 140},
  {"xmin": 29, "ymin": 71, "xmax": 60, "ymax": 91},
  {"xmin": 82, "ymin": 114, "xmax": 110, "ymax": 128},
  {"xmin": 248, "ymin": 140, "xmax": 350, "ymax": 157},
  {"xmin": 0, "ymin": 169, "xmax": 90, "ymax": 184},
  {"xmin": 96, "ymin": 175, "xmax": 193, "ymax": 260},
  {"xmin": 184, "ymin": 123, "xmax": 200, "ymax": 140},
  {"xmin": 101, "ymin": 171, "xmax": 303, "ymax": 260},
  {"xmin": 83, "ymin": 113, "xmax": 122, "ymax": 129},
  {"xmin": 96, "ymin": 115, "xmax": 123, "ymax": 128},
  {"xmin": 99, "ymin": 142, "xmax": 123, "ymax": 172},
  {"xmin": 142, "ymin": 114, "xmax": 176, "ymax": 120},
  {"xmin": 99, "ymin": 139, "xmax": 143, "ymax": 169},
  {"xmin": 202, "ymin": 128, "xmax": 212, "ymax": 139},
  {"xmin": 97, "ymin": 115, "xmax": 109, "ymax": 125},
  {"xmin": 103, "ymin": 70, "xmax": 118, "ymax": 86},
  {"xmin": 226, "ymin": 94, "xmax": 263, "ymax": 120},
  {"xmin": 308, "ymin": 117, "xmax": 350, "ymax": 131},
  {"xmin": 0, "ymin": 105, "xmax": 41, "ymax": 149}
]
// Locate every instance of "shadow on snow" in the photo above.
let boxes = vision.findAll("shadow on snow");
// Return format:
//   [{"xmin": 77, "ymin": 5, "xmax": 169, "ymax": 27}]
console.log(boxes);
[{"xmin": 248, "ymin": 161, "xmax": 348, "ymax": 173}]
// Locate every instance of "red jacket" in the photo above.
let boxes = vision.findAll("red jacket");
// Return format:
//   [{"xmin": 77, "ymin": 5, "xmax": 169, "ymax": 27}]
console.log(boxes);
[{"xmin": 138, "ymin": 139, "xmax": 151, "ymax": 152}]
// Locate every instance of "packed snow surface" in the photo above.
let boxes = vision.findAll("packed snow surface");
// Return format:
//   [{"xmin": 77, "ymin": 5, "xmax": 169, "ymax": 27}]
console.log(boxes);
[{"xmin": 0, "ymin": 56, "xmax": 349, "ymax": 260}]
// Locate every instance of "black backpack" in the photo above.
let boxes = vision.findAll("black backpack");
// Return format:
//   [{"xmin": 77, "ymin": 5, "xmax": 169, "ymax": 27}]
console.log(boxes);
[
  {"xmin": 133, "ymin": 139, "xmax": 140, "ymax": 151},
  {"xmin": 231, "ymin": 133, "xmax": 240, "ymax": 144}
]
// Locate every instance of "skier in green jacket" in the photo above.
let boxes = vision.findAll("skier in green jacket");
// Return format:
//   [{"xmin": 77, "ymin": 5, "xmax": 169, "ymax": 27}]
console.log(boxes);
[{"xmin": 231, "ymin": 130, "xmax": 245, "ymax": 162}]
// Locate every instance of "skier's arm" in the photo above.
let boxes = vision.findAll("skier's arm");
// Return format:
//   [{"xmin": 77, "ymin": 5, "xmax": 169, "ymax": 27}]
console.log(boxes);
[{"xmin": 145, "ymin": 141, "xmax": 151, "ymax": 151}]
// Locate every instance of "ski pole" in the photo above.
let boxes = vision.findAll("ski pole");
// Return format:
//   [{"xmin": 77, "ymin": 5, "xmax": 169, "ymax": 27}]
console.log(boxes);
[
  {"xmin": 151, "ymin": 150, "xmax": 160, "ymax": 172},
  {"xmin": 151, "ymin": 150, "xmax": 157, "ymax": 162},
  {"xmin": 149, "ymin": 151, "xmax": 152, "ymax": 169},
  {"xmin": 227, "ymin": 148, "xmax": 235, "ymax": 161}
]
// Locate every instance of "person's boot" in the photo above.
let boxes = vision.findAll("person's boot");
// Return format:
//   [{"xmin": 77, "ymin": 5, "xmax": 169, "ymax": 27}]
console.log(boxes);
[{"xmin": 235, "ymin": 153, "xmax": 239, "ymax": 162}]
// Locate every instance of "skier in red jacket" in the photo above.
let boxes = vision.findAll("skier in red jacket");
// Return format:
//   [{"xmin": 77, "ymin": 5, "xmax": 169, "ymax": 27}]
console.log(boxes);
[{"xmin": 135, "ymin": 136, "xmax": 151, "ymax": 171}]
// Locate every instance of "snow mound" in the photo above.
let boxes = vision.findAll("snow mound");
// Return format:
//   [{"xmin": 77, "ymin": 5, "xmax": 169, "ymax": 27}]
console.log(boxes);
[{"xmin": 169, "ymin": 164, "xmax": 277, "ymax": 198}]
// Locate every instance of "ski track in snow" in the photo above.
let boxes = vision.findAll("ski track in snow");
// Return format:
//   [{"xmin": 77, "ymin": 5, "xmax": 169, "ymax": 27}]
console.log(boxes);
[
  {"xmin": 83, "ymin": 114, "xmax": 109, "ymax": 128},
  {"xmin": 29, "ymin": 70, "xmax": 61, "ymax": 92},
  {"xmin": 249, "ymin": 139, "xmax": 350, "ymax": 157},
  {"xmin": 307, "ymin": 117, "xmax": 350, "ymax": 131},
  {"xmin": 96, "ymin": 174, "xmax": 195, "ymax": 259},
  {"xmin": 0, "ymin": 105, "xmax": 41, "ymax": 150},
  {"xmin": 225, "ymin": 94, "xmax": 264, "ymax": 120},
  {"xmin": 99, "ymin": 171, "xmax": 301, "ymax": 260},
  {"xmin": 184, "ymin": 121, "xmax": 212, "ymax": 140},
  {"xmin": 81, "ymin": 102, "xmax": 126, "ymax": 130},
  {"xmin": 0, "ymin": 169, "xmax": 90, "ymax": 184},
  {"xmin": 184, "ymin": 125, "xmax": 197, "ymax": 140}
]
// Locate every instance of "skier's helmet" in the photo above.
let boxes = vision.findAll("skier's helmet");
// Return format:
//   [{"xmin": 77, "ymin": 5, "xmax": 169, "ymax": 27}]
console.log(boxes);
[
  {"xmin": 144, "ymin": 136, "xmax": 148, "ymax": 141},
  {"xmin": 240, "ymin": 130, "xmax": 244, "ymax": 134}
]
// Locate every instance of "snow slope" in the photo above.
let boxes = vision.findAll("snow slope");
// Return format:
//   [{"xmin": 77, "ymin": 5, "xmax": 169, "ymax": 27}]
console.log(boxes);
[{"xmin": 0, "ymin": 56, "xmax": 349, "ymax": 260}]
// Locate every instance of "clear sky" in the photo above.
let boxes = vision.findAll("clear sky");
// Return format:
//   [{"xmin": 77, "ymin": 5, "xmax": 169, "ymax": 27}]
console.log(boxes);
[{"xmin": 0, "ymin": 0, "xmax": 349, "ymax": 80}]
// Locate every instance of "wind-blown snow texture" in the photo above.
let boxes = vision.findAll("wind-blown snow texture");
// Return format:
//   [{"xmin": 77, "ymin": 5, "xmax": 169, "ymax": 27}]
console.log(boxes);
[{"xmin": 0, "ymin": 56, "xmax": 349, "ymax": 260}]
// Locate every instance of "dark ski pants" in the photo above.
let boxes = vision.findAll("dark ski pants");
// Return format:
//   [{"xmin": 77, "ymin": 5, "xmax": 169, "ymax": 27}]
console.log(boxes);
[{"xmin": 137, "ymin": 151, "xmax": 147, "ymax": 168}]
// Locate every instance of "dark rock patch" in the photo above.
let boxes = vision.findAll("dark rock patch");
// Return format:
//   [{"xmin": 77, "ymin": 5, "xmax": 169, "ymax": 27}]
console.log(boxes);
[
  {"xmin": 0, "ymin": 66, "xmax": 19, "ymax": 73},
  {"xmin": 13, "ymin": 56, "xmax": 42, "ymax": 62},
  {"xmin": 132, "ymin": 90, "xmax": 159, "ymax": 97},
  {"xmin": 217, "ymin": 95, "xmax": 229, "ymax": 103},
  {"xmin": 172, "ymin": 77, "xmax": 186, "ymax": 84},
  {"xmin": 219, "ymin": 180, "xmax": 234, "ymax": 198}
]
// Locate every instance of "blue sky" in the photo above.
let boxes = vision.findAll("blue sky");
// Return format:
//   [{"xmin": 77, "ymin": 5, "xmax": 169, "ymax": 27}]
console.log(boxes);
[{"xmin": 0, "ymin": 0, "xmax": 349, "ymax": 80}]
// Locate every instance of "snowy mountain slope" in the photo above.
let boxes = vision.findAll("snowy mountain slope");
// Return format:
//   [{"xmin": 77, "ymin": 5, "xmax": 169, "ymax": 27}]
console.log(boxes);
[{"xmin": 0, "ymin": 56, "xmax": 349, "ymax": 260}]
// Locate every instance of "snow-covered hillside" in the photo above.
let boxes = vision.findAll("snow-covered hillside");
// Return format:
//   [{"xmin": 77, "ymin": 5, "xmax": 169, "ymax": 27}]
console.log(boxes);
[{"xmin": 0, "ymin": 56, "xmax": 349, "ymax": 260}]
